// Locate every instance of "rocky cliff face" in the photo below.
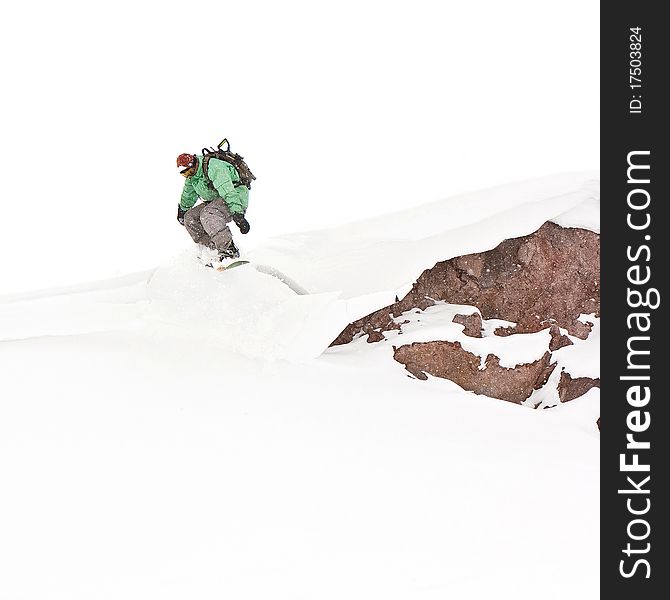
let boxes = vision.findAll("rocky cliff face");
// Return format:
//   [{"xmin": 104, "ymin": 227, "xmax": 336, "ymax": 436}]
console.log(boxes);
[{"xmin": 331, "ymin": 222, "xmax": 600, "ymax": 408}]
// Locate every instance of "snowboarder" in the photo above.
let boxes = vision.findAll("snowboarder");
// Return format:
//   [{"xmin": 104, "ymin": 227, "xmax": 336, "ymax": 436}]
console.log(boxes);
[{"xmin": 176, "ymin": 148, "xmax": 251, "ymax": 260}]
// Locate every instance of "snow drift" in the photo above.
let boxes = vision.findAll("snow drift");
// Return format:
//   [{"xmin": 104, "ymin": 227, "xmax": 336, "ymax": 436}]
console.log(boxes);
[{"xmin": 0, "ymin": 172, "xmax": 601, "ymax": 600}]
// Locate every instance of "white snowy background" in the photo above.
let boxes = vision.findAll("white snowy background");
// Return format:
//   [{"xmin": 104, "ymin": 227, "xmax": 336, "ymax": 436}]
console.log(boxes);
[
  {"xmin": 1, "ymin": 2, "xmax": 599, "ymax": 599},
  {"xmin": 0, "ymin": 0, "xmax": 598, "ymax": 293}
]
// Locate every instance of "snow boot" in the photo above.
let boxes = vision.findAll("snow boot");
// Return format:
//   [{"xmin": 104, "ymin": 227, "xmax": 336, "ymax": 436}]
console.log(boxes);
[{"xmin": 218, "ymin": 242, "xmax": 240, "ymax": 261}]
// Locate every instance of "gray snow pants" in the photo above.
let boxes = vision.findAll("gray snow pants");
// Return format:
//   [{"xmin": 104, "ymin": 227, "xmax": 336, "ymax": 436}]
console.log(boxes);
[{"xmin": 184, "ymin": 199, "xmax": 234, "ymax": 253}]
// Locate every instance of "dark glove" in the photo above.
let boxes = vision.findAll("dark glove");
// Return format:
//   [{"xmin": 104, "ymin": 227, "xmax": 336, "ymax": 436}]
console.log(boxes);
[
  {"xmin": 232, "ymin": 213, "xmax": 250, "ymax": 234},
  {"xmin": 177, "ymin": 205, "xmax": 186, "ymax": 225}
]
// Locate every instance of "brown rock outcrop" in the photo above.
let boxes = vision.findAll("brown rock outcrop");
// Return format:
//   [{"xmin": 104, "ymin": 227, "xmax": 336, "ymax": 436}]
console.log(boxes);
[
  {"xmin": 452, "ymin": 313, "xmax": 483, "ymax": 337},
  {"xmin": 549, "ymin": 325, "xmax": 573, "ymax": 351},
  {"xmin": 558, "ymin": 371, "xmax": 601, "ymax": 403},
  {"xmin": 332, "ymin": 221, "xmax": 600, "ymax": 407},
  {"xmin": 332, "ymin": 222, "xmax": 599, "ymax": 346},
  {"xmin": 393, "ymin": 342, "xmax": 555, "ymax": 404}
]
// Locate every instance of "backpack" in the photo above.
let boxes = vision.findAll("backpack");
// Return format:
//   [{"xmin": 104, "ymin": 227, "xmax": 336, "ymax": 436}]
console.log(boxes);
[{"xmin": 201, "ymin": 138, "xmax": 256, "ymax": 191}]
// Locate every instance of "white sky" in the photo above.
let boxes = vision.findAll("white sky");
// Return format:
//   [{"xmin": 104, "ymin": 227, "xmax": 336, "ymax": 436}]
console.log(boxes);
[{"xmin": 0, "ymin": 0, "xmax": 599, "ymax": 294}]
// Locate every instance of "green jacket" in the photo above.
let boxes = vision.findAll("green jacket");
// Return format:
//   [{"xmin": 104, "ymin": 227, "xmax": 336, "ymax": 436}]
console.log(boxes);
[{"xmin": 179, "ymin": 156, "xmax": 249, "ymax": 214}]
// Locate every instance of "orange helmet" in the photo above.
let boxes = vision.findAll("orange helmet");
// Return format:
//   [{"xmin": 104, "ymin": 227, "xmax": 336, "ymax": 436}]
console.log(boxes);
[
  {"xmin": 176, "ymin": 153, "xmax": 196, "ymax": 177},
  {"xmin": 177, "ymin": 153, "xmax": 195, "ymax": 168}
]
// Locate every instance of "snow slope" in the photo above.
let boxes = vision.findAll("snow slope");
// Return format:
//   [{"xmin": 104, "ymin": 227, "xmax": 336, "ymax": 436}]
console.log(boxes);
[
  {"xmin": 0, "ymin": 173, "xmax": 600, "ymax": 599},
  {"xmin": 2, "ymin": 172, "xmax": 600, "ymax": 361},
  {"xmin": 247, "ymin": 171, "xmax": 599, "ymax": 299}
]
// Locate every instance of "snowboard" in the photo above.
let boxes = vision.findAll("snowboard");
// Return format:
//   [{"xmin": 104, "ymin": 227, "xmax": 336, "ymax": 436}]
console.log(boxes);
[{"xmin": 216, "ymin": 259, "xmax": 250, "ymax": 272}]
